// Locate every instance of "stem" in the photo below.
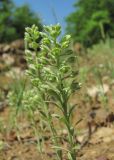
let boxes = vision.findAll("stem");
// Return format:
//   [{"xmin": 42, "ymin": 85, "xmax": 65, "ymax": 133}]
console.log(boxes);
[
  {"xmin": 95, "ymin": 69, "xmax": 109, "ymax": 111},
  {"xmin": 63, "ymin": 108, "xmax": 76, "ymax": 160},
  {"xmin": 59, "ymin": 77, "xmax": 76, "ymax": 160},
  {"xmin": 99, "ymin": 22, "xmax": 105, "ymax": 42},
  {"xmin": 46, "ymin": 107, "xmax": 62, "ymax": 160},
  {"xmin": 42, "ymin": 92, "xmax": 62, "ymax": 160},
  {"xmin": 29, "ymin": 108, "xmax": 46, "ymax": 160}
]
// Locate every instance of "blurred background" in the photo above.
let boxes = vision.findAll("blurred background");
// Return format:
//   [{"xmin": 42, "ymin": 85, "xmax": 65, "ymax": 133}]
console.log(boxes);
[
  {"xmin": 0, "ymin": 0, "xmax": 114, "ymax": 45},
  {"xmin": 0, "ymin": 0, "xmax": 114, "ymax": 160}
]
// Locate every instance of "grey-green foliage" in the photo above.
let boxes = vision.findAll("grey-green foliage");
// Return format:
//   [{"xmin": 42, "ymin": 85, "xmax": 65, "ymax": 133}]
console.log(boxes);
[{"xmin": 24, "ymin": 24, "xmax": 80, "ymax": 160}]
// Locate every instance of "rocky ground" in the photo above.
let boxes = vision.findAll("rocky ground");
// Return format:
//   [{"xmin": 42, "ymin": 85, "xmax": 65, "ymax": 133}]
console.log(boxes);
[{"xmin": 0, "ymin": 40, "xmax": 114, "ymax": 160}]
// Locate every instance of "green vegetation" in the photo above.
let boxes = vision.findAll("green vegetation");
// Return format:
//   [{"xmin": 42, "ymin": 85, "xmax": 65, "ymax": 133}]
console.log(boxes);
[
  {"xmin": 24, "ymin": 24, "xmax": 80, "ymax": 160},
  {"xmin": 8, "ymin": 24, "xmax": 80, "ymax": 160},
  {"xmin": 1, "ymin": 0, "xmax": 114, "ymax": 159},
  {"xmin": 6, "ymin": 26, "xmax": 114, "ymax": 160},
  {"xmin": 66, "ymin": 0, "xmax": 114, "ymax": 46},
  {"xmin": 0, "ymin": 0, "xmax": 42, "ymax": 43}
]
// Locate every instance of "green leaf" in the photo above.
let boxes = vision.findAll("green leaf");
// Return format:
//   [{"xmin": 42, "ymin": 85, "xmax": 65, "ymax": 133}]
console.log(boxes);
[
  {"xmin": 68, "ymin": 104, "xmax": 77, "ymax": 118},
  {"xmin": 51, "ymin": 114, "xmax": 61, "ymax": 119},
  {"xmin": 70, "ymin": 81, "xmax": 80, "ymax": 93},
  {"xmin": 52, "ymin": 145, "xmax": 69, "ymax": 152},
  {"xmin": 39, "ymin": 110, "xmax": 47, "ymax": 119},
  {"xmin": 48, "ymin": 89, "xmax": 62, "ymax": 104}
]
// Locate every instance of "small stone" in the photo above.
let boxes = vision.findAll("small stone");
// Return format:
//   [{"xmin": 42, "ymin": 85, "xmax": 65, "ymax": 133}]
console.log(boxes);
[
  {"xmin": 3, "ymin": 45, "xmax": 10, "ymax": 52},
  {"xmin": 87, "ymin": 84, "xmax": 109, "ymax": 98},
  {"xmin": 2, "ymin": 54, "xmax": 15, "ymax": 66}
]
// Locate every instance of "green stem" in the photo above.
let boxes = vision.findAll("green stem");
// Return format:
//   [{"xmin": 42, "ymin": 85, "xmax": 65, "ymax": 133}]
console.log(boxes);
[
  {"xmin": 59, "ymin": 80, "xmax": 76, "ymax": 160},
  {"xmin": 42, "ymin": 95, "xmax": 62, "ymax": 160},
  {"xmin": 63, "ymin": 110, "xmax": 76, "ymax": 160},
  {"xmin": 39, "ymin": 91, "xmax": 62, "ymax": 160},
  {"xmin": 99, "ymin": 22, "xmax": 105, "ymax": 42}
]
